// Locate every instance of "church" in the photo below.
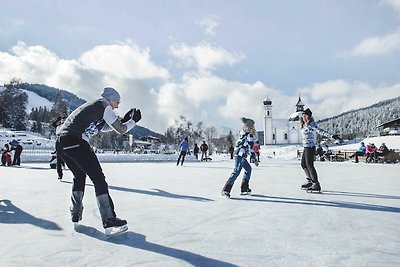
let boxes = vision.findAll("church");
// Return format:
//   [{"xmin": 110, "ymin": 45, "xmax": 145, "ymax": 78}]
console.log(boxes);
[{"xmin": 257, "ymin": 97, "xmax": 304, "ymax": 145}]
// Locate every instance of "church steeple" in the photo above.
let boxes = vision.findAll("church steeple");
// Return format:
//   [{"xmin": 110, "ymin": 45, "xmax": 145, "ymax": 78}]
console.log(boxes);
[{"xmin": 295, "ymin": 95, "xmax": 304, "ymax": 112}]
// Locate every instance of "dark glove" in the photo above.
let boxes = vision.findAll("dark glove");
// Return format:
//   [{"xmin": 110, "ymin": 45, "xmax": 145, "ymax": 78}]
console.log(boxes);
[
  {"xmin": 121, "ymin": 108, "xmax": 134, "ymax": 123},
  {"xmin": 131, "ymin": 108, "xmax": 142, "ymax": 123},
  {"xmin": 332, "ymin": 134, "xmax": 341, "ymax": 140}
]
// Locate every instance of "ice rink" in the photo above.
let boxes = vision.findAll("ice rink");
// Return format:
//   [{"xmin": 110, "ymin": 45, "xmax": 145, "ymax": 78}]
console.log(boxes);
[{"xmin": 1, "ymin": 156, "xmax": 399, "ymax": 266}]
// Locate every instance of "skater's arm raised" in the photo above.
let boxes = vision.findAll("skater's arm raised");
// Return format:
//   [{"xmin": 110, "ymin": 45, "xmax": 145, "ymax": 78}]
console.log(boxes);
[{"xmin": 102, "ymin": 106, "xmax": 136, "ymax": 134}]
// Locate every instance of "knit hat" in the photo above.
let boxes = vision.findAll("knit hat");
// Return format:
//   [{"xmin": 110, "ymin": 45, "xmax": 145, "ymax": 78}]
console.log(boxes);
[
  {"xmin": 101, "ymin": 87, "xmax": 120, "ymax": 102},
  {"xmin": 241, "ymin": 117, "xmax": 255, "ymax": 128},
  {"xmin": 303, "ymin": 108, "xmax": 312, "ymax": 117},
  {"xmin": 240, "ymin": 117, "xmax": 256, "ymax": 139}
]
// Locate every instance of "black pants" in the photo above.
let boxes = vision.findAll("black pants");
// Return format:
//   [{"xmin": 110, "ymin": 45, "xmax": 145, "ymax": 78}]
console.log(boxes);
[
  {"xmin": 56, "ymin": 135, "xmax": 109, "ymax": 196},
  {"xmin": 177, "ymin": 151, "xmax": 187, "ymax": 165},
  {"xmin": 201, "ymin": 151, "xmax": 207, "ymax": 160},
  {"xmin": 301, "ymin": 146, "xmax": 318, "ymax": 183},
  {"xmin": 12, "ymin": 146, "xmax": 23, "ymax": 165},
  {"xmin": 351, "ymin": 151, "xmax": 364, "ymax": 162}
]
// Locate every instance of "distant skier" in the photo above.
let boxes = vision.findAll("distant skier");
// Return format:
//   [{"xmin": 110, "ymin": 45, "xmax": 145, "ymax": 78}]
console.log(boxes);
[
  {"xmin": 56, "ymin": 87, "xmax": 141, "ymax": 235},
  {"xmin": 228, "ymin": 145, "xmax": 234, "ymax": 159},
  {"xmin": 200, "ymin": 141, "xmax": 209, "ymax": 161},
  {"xmin": 221, "ymin": 117, "xmax": 259, "ymax": 198},
  {"xmin": 9, "ymin": 139, "xmax": 23, "ymax": 166},
  {"xmin": 176, "ymin": 137, "xmax": 190, "ymax": 166},
  {"xmin": 253, "ymin": 140, "xmax": 261, "ymax": 162},
  {"xmin": 299, "ymin": 108, "xmax": 341, "ymax": 192},
  {"xmin": 193, "ymin": 143, "xmax": 200, "ymax": 160},
  {"xmin": 51, "ymin": 115, "xmax": 67, "ymax": 180},
  {"xmin": 1, "ymin": 143, "xmax": 12, "ymax": 166}
]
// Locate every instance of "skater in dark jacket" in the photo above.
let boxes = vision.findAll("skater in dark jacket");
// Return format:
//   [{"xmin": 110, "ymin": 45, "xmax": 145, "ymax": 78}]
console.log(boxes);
[
  {"xmin": 193, "ymin": 143, "xmax": 200, "ymax": 160},
  {"xmin": 9, "ymin": 140, "xmax": 23, "ymax": 166},
  {"xmin": 200, "ymin": 141, "xmax": 208, "ymax": 161},
  {"xmin": 228, "ymin": 145, "xmax": 234, "ymax": 159},
  {"xmin": 56, "ymin": 87, "xmax": 141, "ymax": 235},
  {"xmin": 300, "ymin": 108, "xmax": 340, "ymax": 192},
  {"xmin": 221, "ymin": 117, "xmax": 259, "ymax": 198}
]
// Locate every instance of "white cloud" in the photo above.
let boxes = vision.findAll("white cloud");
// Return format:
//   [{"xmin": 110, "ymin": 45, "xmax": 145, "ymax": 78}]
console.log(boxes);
[
  {"xmin": 79, "ymin": 40, "xmax": 169, "ymax": 80},
  {"xmin": 339, "ymin": 30, "xmax": 400, "ymax": 57},
  {"xmin": 169, "ymin": 42, "xmax": 245, "ymax": 70},
  {"xmin": 195, "ymin": 16, "xmax": 219, "ymax": 36},
  {"xmin": 382, "ymin": 0, "xmax": 400, "ymax": 14},
  {"xmin": 1, "ymin": 41, "xmax": 399, "ymax": 134}
]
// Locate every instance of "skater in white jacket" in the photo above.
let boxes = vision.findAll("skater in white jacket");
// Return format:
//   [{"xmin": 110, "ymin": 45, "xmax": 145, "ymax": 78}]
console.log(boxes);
[
  {"xmin": 221, "ymin": 117, "xmax": 259, "ymax": 198},
  {"xmin": 300, "ymin": 108, "xmax": 340, "ymax": 192}
]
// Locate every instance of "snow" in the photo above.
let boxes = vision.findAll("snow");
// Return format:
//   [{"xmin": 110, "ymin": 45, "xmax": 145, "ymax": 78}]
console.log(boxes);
[
  {"xmin": 21, "ymin": 89, "xmax": 53, "ymax": 111},
  {"xmin": 1, "ymin": 151, "xmax": 399, "ymax": 266}
]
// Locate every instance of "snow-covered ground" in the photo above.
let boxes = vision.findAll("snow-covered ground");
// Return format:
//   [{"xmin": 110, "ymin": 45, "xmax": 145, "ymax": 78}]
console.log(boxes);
[{"xmin": 1, "ymin": 152, "xmax": 399, "ymax": 266}]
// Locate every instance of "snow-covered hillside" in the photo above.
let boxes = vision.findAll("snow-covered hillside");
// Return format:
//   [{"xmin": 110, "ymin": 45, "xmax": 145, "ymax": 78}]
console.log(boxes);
[{"xmin": 22, "ymin": 89, "xmax": 53, "ymax": 111}]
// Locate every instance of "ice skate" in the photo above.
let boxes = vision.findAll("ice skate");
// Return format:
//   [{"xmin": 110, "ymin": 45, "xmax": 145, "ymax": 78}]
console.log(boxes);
[
  {"xmin": 301, "ymin": 180, "xmax": 313, "ymax": 190},
  {"xmin": 240, "ymin": 180, "xmax": 252, "ymax": 195},
  {"xmin": 70, "ymin": 191, "xmax": 84, "ymax": 227},
  {"xmin": 221, "ymin": 183, "xmax": 232, "ymax": 199},
  {"xmin": 306, "ymin": 182, "xmax": 321, "ymax": 193},
  {"xmin": 221, "ymin": 191, "xmax": 231, "ymax": 198},
  {"xmin": 103, "ymin": 217, "xmax": 128, "ymax": 236},
  {"xmin": 240, "ymin": 188, "xmax": 252, "ymax": 195}
]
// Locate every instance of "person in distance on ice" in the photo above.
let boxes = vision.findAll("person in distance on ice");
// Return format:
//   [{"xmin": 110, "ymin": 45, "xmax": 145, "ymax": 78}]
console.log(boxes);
[
  {"xmin": 300, "ymin": 108, "xmax": 341, "ymax": 192},
  {"xmin": 221, "ymin": 117, "xmax": 259, "ymax": 198},
  {"xmin": 176, "ymin": 136, "xmax": 190, "ymax": 166},
  {"xmin": 56, "ymin": 87, "xmax": 141, "ymax": 235}
]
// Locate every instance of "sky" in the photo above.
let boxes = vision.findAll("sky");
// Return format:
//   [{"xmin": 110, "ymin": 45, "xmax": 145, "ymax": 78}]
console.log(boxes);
[{"xmin": 1, "ymin": 0, "xmax": 400, "ymax": 133}]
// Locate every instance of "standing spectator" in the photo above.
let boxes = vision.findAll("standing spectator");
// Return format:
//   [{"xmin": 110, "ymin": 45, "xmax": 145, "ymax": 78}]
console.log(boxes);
[
  {"xmin": 221, "ymin": 117, "xmax": 259, "ymax": 198},
  {"xmin": 253, "ymin": 140, "xmax": 261, "ymax": 162},
  {"xmin": 349, "ymin": 142, "xmax": 366, "ymax": 163},
  {"xmin": 56, "ymin": 87, "xmax": 140, "ymax": 235},
  {"xmin": 193, "ymin": 143, "xmax": 200, "ymax": 160},
  {"xmin": 365, "ymin": 143, "xmax": 378, "ymax": 163},
  {"xmin": 52, "ymin": 116, "xmax": 67, "ymax": 180},
  {"xmin": 176, "ymin": 137, "xmax": 190, "ymax": 166},
  {"xmin": 200, "ymin": 141, "xmax": 209, "ymax": 161},
  {"xmin": 228, "ymin": 145, "xmax": 234, "ymax": 160},
  {"xmin": 299, "ymin": 108, "xmax": 340, "ymax": 192},
  {"xmin": 9, "ymin": 139, "xmax": 23, "ymax": 166}
]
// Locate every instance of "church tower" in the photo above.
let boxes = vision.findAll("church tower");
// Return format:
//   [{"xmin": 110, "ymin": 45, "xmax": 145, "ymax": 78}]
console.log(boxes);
[
  {"xmin": 263, "ymin": 98, "xmax": 273, "ymax": 145},
  {"xmin": 295, "ymin": 96, "xmax": 304, "ymax": 112}
]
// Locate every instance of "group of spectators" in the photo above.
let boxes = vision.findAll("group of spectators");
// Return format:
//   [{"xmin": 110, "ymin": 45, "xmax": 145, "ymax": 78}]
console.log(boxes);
[{"xmin": 350, "ymin": 142, "xmax": 390, "ymax": 163}]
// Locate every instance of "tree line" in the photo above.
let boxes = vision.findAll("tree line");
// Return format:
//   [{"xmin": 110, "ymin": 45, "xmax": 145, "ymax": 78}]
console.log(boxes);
[
  {"xmin": 164, "ymin": 115, "xmax": 235, "ymax": 154},
  {"xmin": 1, "ymin": 79, "xmax": 237, "ymax": 152}
]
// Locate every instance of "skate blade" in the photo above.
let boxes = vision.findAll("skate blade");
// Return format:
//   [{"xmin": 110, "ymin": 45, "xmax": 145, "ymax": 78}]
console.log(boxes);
[
  {"xmin": 105, "ymin": 224, "xmax": 128, "ymax": 236},
  {"xmin": 221, "ymin": 193, "xmax": 230, "ymax": 199},
  {"xmin": 306, "ymin": 190, "xmax": 322, "ymax": 194},
  {"xmin": 240, "ymin": 192, "xmax": 251, "ymax": 196}
]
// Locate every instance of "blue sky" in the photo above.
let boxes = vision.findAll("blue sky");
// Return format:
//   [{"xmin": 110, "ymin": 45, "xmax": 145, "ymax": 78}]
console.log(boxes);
[{"xmin": 1, "ymin": 0, "xmax": 400, "ymax": 133}]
